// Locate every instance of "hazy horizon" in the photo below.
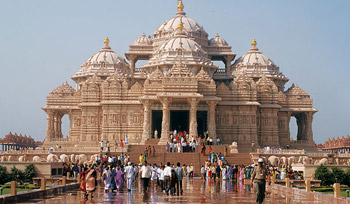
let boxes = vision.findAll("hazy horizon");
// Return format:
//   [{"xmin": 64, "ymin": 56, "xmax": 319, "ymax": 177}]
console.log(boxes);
[{"xmin": 0, "ymin": 0, "xmax": 349, "ymax": 145}]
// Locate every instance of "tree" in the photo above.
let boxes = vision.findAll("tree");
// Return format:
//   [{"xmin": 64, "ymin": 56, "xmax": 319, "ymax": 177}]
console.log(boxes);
[
  {"xmin": 0, "ymin": 166, "xmax": 10, "ymax": 184},
  {"xmin": 331, "ymin": 167, "xmax": 346, "ymax": 185},
  {"xmin": 24, "ymin": 164, "xmax": 36, "ymax": 183},
  {"xmin": 344, "ymin": 167, "xmax": 350, "ymax": 187},
  {"xmin": 10, "ymin": 166, "xmax": 24, "ymax": 184},
  {"xmin": 314, "ymin": 164, "xmax": 334, "ymax": 186}
]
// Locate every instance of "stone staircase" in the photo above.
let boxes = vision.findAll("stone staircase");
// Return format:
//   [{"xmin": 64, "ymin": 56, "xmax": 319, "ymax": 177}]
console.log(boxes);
[{"xmin": 126, "ymin": 142, "xmax": 253, "ymax": 177}]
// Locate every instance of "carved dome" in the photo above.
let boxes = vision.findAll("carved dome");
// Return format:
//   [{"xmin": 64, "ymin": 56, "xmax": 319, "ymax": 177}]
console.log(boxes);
[
  {"xmin": 152, "ymin": 1, "xmax": 208, "ymax": 47},
  {"xmin": 209, "ymin": 33, "xmax": 228, "ymax": 47},
  {"xmin": 133, "ymin": 33, "xmax": 152, "ymax": 46},
  {"xmin": 144, "ymin": 29, "xmax": 216, "ymax": 73},
  {"xmin": 72, "ymin": 37, "xmax": 129, "ymax": 82},
  {"xmin": 232, "ymin": 39, "xmax": 288, "ymax": 83}
]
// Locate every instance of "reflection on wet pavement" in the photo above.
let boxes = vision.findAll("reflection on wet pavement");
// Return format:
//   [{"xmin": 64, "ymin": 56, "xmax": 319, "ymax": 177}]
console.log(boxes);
[{"xmin": 17, "ymin": 178, "xmax": 299, "ymax": 204}]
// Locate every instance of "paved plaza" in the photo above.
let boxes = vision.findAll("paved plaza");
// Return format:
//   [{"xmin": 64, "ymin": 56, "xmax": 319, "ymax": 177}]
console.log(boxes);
[{"xmin": 15, "ymin": 179, "xmax": 309, "ymax": 204}]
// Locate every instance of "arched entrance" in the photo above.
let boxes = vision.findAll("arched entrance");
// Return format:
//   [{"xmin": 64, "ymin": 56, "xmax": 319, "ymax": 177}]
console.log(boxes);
[
  {"xmin": 151, "ymin": 110, "xmax": 162, "ymax": 138},
  {"xmin": 170, "ymin": 110, "xmax": 189, "ymax": 132},
  {"xmin": 197, "ymin": 111, "xmax": 207, "ymax": 138}
]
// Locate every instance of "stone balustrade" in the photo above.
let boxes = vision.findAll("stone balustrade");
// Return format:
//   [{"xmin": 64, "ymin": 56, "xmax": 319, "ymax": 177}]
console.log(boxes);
[
  {"xmin": 256, "ymin": 148, "xmax": 306, "ymax": 154},
  {"xmin": 270, "ymin": 182, "xmax": 350, "ymax": 203}
]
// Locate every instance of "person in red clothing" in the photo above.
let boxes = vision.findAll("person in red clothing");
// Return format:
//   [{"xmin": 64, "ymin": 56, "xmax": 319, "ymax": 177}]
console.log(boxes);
[{"xmin": 120, "ymin": 140, "xmax": 124, "ymax": 153}]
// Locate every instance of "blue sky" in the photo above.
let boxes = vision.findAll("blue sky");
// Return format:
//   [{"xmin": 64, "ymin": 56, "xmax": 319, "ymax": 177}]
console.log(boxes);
[{"xmin": 0, "ymin": 0, "xmax": 349, "ymax": 144}]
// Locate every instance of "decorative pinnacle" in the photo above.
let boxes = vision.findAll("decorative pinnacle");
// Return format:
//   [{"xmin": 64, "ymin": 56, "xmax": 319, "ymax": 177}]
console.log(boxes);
[
  {"xmin": 177, "ymin": 0, "xmax": 184, "ymax": 11},
  {"xmin": 104, "ymin": 36, "xmax": 110, "ymax": 46},
  {"xmin": 251, "ymin": 38, "xmax": 257, "ymax": 47},
  {"xmin": 178, "ymin": 20, "xmax": 184, "ymax": 31}
]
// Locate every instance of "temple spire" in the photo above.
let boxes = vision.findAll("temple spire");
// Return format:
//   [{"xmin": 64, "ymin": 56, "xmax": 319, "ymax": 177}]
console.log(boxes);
[
  {"xmin": 102, "ymin": 36, "xmax": 111, "ymax": 50},
  {"xmin": 104, "ymin": 36, "xmax": 110, "ymax": 46},
  {"xmin": 249, "ymin": 38, "xmax": 259, "ymax": 51},
  {"xmin": 251, "ymin": 38, "xmax": 257, "ymax": 47},
  {"xmin": 177, "ymin": 0, "xmax": 184, "ymax": 11}
]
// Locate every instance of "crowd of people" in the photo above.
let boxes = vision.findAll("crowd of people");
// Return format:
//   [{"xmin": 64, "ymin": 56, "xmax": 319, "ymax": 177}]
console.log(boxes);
[{"xmin": 74, "ymin": 157, "xmax": 197, "ymax": 199}]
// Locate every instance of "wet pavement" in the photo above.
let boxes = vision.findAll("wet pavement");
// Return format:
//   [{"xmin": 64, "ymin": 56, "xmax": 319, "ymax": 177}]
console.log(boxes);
[{"xmin": 17, "ymin": 178, "xmax": 304, "ymax": 204}]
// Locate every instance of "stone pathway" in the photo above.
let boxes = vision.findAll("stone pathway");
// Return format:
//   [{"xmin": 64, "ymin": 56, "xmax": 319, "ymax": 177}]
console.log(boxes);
[{"xmin": 17, "ymin": 178, "xmax": 305, "ymax": 204}]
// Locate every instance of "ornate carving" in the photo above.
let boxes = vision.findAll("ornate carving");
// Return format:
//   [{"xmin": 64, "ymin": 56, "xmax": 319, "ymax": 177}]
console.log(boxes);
[{"xmin": 49, "ymin": 82, "xmax": 75, "ymax": 97}]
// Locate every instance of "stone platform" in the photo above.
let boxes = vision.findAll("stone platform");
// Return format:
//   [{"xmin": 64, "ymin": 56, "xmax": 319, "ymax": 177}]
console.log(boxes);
[{"xmin": 15, "ymin": 178, "xmax": 291, "ymax": 204}]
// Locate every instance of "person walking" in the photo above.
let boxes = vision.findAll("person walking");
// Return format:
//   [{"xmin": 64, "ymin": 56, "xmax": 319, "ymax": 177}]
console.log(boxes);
[
  {"xmin": 100, "ymin": 141, "xmax": 104, "ymax": 153},
  {"xmin": 79, "ymin": 167, "xmax": 87, "ymax": 199},
  {"xmin": 120, "ymin": 140, "xmax": 124, "ymax": 153},
  {"xmin": 174, "ymin": 162, "xmax": 184, "ymax": 196},
  {"xmin": 85, "ymin": 166, "xmax": 97, "ymax": 199},
  {"xmin": 201, "ymin": 165, "xmax": 206, "ymax": 180},
  {"xmin": 170, "ymin": 169, "xmax": 178, "ymax": 196},
  {"xmin": 125, "ymin": 162, "xmax": 134, "ymax": 192},
  {"xmin": 102, "ymin": 167, "xmax": 112, "ymax": 192},
  {"xmin": 163, "ymin": 162, "xmax": 172, "ymax": 195},
  {"xmin": 251, "ymin": 158, "xmax": 271, "ymax": 204},
  {"xmin": 140, "ymin": 161, "xmax": 152, "ymax": 193}
]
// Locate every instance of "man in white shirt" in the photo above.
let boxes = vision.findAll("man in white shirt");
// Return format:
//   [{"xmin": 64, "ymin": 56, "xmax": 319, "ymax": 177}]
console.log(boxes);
[
  {"xmin": 170, "ymin": 142, "xmax": 173, "ymax": 153},
  {"xmin": 201, "ymin": 165, "xmax": 206, "ymax": 179},
  {"xmin": 163, "ymin": 162, "xmax": 172, "ymax": 195},
  {"xmin": 100, "ymin": 141, "xmax": 104, "ymax": 152},
  {"xmin": 140, "ymin": 161, "xmax": 152, "ymax": 193},
  {"xmin": 158, "ymin": 166, "xmax": 165, "ymax": 192},
  {"xmin": 125, "ymin": 162, "xmax": 134, "ymax": 191}
]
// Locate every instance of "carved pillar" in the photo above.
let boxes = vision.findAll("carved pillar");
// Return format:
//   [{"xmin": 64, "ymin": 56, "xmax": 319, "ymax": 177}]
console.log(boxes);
[
  {"xmin": 159, "ymin": 98, "xmax": 170, "ymax": 145},
  {"xmin": 141, "ymin": 100, "xmax": 151, "ymax": 144},
  {"xmin": 46, "ymin": 111, "xmax": 55, "ymax": 140},
  {"xmin": 188, "ymin": 98, "xmax": 199, "ymax": 140},
  {"xmin": 207, "ymin": 101, "xmax": 218, "ymax": 144},
  {"xmin": 53, "ymin": 112, "xmax": 58, "ymax": 139},
  {"xmin": 57, "ymin": 114, "xmax": 63, "ymax": 138},
  {"xmin": 305, "ymin": 112, "xmax": 314, "ymax": 142},
  {"xmin": 129, "ymin": 55, "xmax": 136, "ymax": 73},
  {"xmin": 224, "ymin": 55, "xmax": 234, "ymax": 73}
]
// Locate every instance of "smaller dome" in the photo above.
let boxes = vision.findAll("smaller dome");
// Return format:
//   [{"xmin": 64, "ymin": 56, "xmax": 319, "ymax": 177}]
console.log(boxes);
[
  {"xmin": 209, "ymin": 33, "xmax": 228, "ymax": 46},
  {"xmin": 72, "ymin": 37, "xmax": 129, "ymax": 82},
  {"xmin": 133, "ymin": 33, "xmax": 152, "ymax": 45},
  {"xmin": 232, "ymin": 39, "xmax": 288, "ymax": 84},
  {"xmin": 233, "ymin": 39, "xmax": 275, "ymax": 67},
  {"xmin": 159, "ymin": 34, "xmax": 204, "ymax": 53}
]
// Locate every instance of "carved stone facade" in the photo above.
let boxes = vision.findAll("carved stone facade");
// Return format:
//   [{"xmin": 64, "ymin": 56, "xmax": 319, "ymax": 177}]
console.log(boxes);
[{"xmin": 42, "ymin": 1, "xmax": 317, "ymax": 150}]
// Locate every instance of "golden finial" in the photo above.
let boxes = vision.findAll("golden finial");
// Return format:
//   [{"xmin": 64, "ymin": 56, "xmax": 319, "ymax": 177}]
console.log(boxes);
[
  {"xmin": 104, "ymin": 36, "xmax": 110, "ymax": 46},
  {"xmin": 251, "ymin": 38, "xmax": 257, "ymax": 47},
  {"xmin": 178, "ymin": 20, "xmax": 184, "ymax": 31},
  {"xmin": 177, "ymin": 0, "xmax": 184, "ymax": 11}
]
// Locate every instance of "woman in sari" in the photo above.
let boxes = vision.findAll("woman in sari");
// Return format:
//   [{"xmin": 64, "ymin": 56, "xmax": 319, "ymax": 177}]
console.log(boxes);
[
  {"xmin": 239, "ymin": 166, "xmax": 244, "ymax": 181},
  {"xmin": 110, "ymin": 166, "xmax": 117, "ymax": 192},
  {"xmin": 86, "ymin": 167, "xmax": 97, "ymax": 198},
  {"xmin": 102, "ymin": 167, "xmax": 112, "ymax": 192},
  {"xmin": 201, "ymin": 143, "xmax": 206, "ymax": 156},
  {"xmin": 79, "ymin": 167, "xmax": 88, "ymax": 199},
  {"xmin": 115, "ymin": 166, "xmax": 123, "ymax": 191}
]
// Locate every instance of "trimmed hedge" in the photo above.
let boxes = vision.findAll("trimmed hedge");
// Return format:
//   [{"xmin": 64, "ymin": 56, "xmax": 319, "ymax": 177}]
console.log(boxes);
[{"xmin": 0, "ymin": 184, "xmax": 40, "ymax": 189}]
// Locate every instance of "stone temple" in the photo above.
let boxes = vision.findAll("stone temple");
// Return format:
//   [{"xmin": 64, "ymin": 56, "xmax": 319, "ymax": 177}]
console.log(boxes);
[{"xmin": 42, "ymin": 1, "xmax": 317, "ymax": 151}]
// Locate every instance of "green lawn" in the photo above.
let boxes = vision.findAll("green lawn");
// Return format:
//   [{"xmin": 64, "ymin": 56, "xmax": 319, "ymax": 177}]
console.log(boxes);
[
  {"xmin": 0, "ymin": 188, "xmax": 32, "ymax": 195},
  {"xmin": 322, "ymin": 190, "xmax": 350, "ymax": 198}
]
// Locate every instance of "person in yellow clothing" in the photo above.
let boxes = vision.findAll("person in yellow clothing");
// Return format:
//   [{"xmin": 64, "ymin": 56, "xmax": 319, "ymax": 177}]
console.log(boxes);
[
  {"xmin": 139, "ymin": 154, "xmax": 144, "ymax": 165},
  {"xmin": 190, "ymin": 164, "xmax": 194, "ymax": 178}
]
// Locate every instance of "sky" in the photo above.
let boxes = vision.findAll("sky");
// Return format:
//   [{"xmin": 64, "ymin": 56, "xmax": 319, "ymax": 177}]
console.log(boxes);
[{"xmin": 0, "ymin": 0, "xmax": 349, "ymax": 144}]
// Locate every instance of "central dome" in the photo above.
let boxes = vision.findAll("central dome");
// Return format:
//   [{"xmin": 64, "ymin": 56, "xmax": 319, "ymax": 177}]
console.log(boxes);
[
  {"xmin": 152, "ymin": 1, "xmax": 208, "ymax": 47},
  {"xmin": 144, "ymin": 27, "xmax": 216, "ymax": 75}
]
